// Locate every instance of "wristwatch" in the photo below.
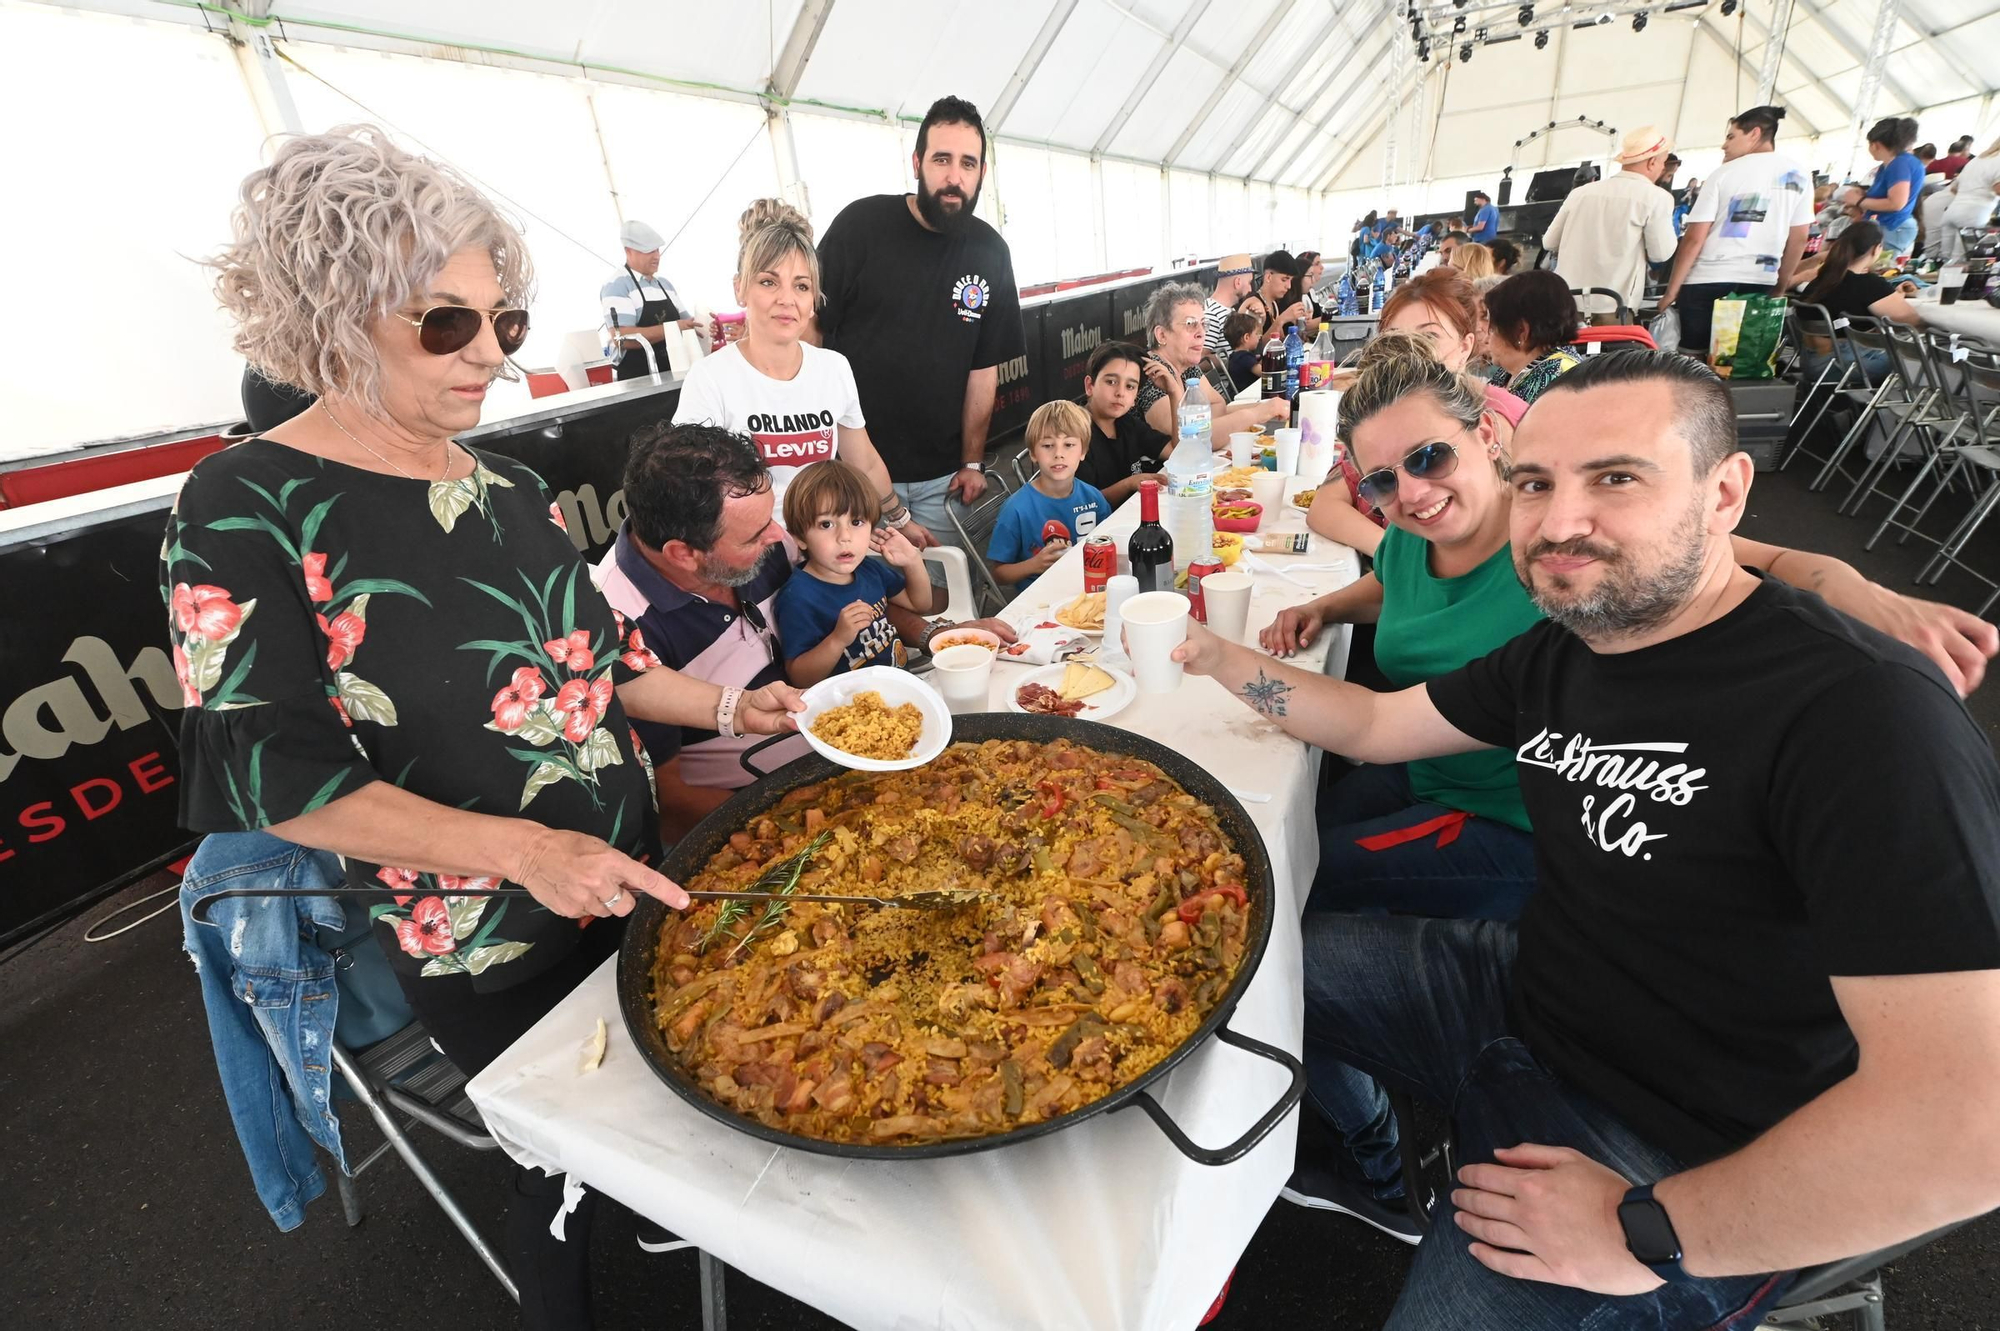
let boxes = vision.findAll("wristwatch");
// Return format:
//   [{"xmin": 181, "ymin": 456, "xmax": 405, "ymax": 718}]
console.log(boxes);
[{"xmin": 1617, "ymin": 1184, "xmax": 1692, "ymax": 1284}]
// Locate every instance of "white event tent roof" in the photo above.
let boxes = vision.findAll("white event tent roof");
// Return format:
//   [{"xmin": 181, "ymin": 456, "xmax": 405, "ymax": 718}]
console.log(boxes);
[{"xmin": 2, "ymin": 0, "xmax": 1996, "ymax": 454}]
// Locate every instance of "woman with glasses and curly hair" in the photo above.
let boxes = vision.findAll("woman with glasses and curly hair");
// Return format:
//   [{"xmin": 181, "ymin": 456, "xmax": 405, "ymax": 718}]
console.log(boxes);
[{"xmin": 172, "ymin": 125, "xmax": 801, "ymax": 1326}]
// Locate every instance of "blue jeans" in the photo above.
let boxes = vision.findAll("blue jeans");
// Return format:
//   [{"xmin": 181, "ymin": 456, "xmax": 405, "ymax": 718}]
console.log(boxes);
[
  {"xmin": 1304, "ymin": 916, "xmax": 1794, "ymax": 1329},
  {"xmin": 1310, "ymin": 762, "xmax": 1538, "ymax": 922},
  {"xmin": 895, "ymin": 474, "xmax": 970, "ymax": 589},
  {"xmin": 1880, "ymin": 215, "xmax": 1919, "ymax": 260},
  {"xmin": 1802, "ymin": 344, "xmax": 1891, "ymax": 389}
]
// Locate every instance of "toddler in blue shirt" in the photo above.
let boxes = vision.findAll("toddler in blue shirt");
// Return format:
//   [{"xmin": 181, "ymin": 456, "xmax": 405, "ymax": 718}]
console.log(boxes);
[
  {"xmin": 775, "ymin": 460, "xmax": 933, "ymax": 686},
  {"xmin": 988, "ymin": 401, "xmax": 1112, "ymax": 589}
]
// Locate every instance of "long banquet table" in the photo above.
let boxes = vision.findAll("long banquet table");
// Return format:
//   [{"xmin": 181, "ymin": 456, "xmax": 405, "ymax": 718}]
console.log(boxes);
[{"xmin": 467, "ymin": 477, "xmax": 1359, "ymax": 1331}]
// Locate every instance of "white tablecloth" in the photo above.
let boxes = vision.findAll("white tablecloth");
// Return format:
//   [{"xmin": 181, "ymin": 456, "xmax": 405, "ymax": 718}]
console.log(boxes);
[
  {"xmin": 1914, "ymin": 289, "xmax": 2000, "ymax": 343},
  {"xmin": 467, "ymin": 478, "xmax": 1359, "ymax": 1331}
]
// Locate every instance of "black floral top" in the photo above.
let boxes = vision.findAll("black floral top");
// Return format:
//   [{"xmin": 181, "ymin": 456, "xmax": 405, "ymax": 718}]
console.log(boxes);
[{"xmin": 162, "ymin": 441, "xmax": 666, "ymax": 991}]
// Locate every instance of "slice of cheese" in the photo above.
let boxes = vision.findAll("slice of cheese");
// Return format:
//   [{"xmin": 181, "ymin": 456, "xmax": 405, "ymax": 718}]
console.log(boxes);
[{"xmin": 1058, "ymin": 662, "xmax": 1117, "ymax": 702}]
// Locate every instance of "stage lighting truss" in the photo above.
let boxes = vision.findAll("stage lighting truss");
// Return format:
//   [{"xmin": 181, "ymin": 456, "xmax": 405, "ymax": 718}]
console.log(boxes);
[{"xmin": 1407, "ymin": 0, "xmax": 1705, "ymax": 52}]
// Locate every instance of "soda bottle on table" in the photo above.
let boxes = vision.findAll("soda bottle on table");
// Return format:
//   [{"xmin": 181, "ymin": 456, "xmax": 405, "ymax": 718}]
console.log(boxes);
[
  {"xmin": 1127, "ymin": 478, "xmax": 1173, "ymax": 595},
  {"xmin": 1283, "ymin": 322, "xmax": 1305, "ymax": 401}
]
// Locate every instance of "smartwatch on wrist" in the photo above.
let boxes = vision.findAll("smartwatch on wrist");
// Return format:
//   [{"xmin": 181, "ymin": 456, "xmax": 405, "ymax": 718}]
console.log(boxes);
[{"xmin": 1617, "ymin": 1184, "xmax": 1692, "ymax": 1284}]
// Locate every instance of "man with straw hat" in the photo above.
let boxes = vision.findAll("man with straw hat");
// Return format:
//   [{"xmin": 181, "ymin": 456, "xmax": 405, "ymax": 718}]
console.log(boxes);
[
  {"xmin": 1204, "ymin": 254, "xmax": 1255, "ymax": 356},
  {"xmin": 1541, "ymin": 126, "xmax": 1679, "ymax": 322}
]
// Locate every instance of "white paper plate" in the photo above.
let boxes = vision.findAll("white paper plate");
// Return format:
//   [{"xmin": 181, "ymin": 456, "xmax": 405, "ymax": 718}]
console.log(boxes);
[
  {"xmin": 1004, "ymin": 662, "xmax": 1136, "ymax": 722},
  {"xmin": 797, "ymin": 666, "xmax": 952, "ymax": 771}
]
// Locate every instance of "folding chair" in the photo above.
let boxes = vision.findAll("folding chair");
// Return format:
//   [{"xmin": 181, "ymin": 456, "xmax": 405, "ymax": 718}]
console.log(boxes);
[
  {"xmin": 1761, "ymin": 1220, "xmax": 1980, "ymax": 1331},
  {"xmin": 1872, "ymin": 351, "xmax": 2000, "ymax": 617},
  {"xmin": 1780, "ymin": 303, "xmax": 1861, "ymax": 471},
  {"xmin": 944, "ymin": 465, "xmax": 1019, "ymax": 617},
  {"xmin": 1838, "ymin": 322, "xmax": 1967, "ymax": 518},
  {"xmin": 1808, "ymin": 319, "xmax": 1907, "ymax": 495}
]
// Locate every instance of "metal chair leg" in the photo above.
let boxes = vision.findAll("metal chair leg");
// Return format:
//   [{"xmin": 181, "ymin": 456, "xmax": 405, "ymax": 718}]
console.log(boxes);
[
  {"xmin": 1811, "ymin": 378, "xmax": 1897, "ymax": 492},
  {"xmin": 1892, "ymin": 455, "xmax": 1969, "ymax": 548},
  {"xmin": 1864, "ymin": 449, "xmax": 1947, "ymax": 550},
  {"xmin": 699, "ymin": 1249, "xmax": 729, "ymax": 1331},
  {"xmin": 1839, "ymin": 396, "xmax": 1931, "ymax": 516},
  {"xmin": 331, "ymin": 1043, "xmax": 519, "ymax": 1303}
]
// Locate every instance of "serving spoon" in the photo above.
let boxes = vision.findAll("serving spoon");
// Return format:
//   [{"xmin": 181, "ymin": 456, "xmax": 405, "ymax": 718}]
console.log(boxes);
[{"xmin": 188, "ymin": 884, "xmax": 990, "ymax": 927}]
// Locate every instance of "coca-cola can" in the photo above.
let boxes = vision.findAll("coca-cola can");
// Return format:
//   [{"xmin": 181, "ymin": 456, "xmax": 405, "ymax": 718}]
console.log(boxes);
[
  {"xmin": 1186, "ymin": 554, "xmax": 1224, "ymax": 623},
  {"xmin": 1082, "ymin": 534, "xmax": 1116, "ymax": 592}
]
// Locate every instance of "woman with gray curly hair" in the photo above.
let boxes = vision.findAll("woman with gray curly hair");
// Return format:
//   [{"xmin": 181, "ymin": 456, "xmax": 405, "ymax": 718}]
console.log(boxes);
[
  {"xmin": 1130, "ymin": 280, "xmax": 1287, "ymax": 441},
  {"xmin": 166, "ymin": 125, "xmax": 801, "ymax": 1323}
]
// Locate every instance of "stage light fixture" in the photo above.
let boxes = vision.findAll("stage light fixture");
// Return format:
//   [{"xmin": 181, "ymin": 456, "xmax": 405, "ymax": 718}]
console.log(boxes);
[
  {"xmin": 1535, "ymin": 27, "xmax": 1549, "ymax": 46},
  {"xmin": 1453, "ymin": 14, "xmax": 1467, "ymax": 32},
  {"xmin": 1633, "ymin": 11, "xmax": 1648, "ymax": 29},
  {"xmin": 1460, "ymin": 41, "xmax": 1473, "ymax": 60},
  {"xmin": 1720, "ymin": 0, "xmax": 1736, "ymax": 12},
  {"xmin": 1412, "ymin": 17, "xmax": 1424, "ymax": 40},
  {"xmin": 1518, "ymin": 5, "xmax": 1534, "ymax": 25}
]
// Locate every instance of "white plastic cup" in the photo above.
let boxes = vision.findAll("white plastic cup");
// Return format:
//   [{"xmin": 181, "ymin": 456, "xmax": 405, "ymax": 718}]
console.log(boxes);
[
  {"xmin": 1120, "ymin": 591, "xmax": 1190, "ymax": 694},
  {"xmin": 1274, "ymin": 426, "xmax": 1302, "ymax": 475},
  {"xmin": 1199, "ymin": 571, "xmax": 1253, "ymax": 643},
  {"xmin": 1248, "ymin": 470, "xmax": 1287, "ymax": 514},
  {"xmin": 1100, "ymin": 574, "xmax": 1139, "ymax": 666},
  {"xmin": 930, "ymin": 643, "xmax": 996, "ymax": 713},
  {"xmin": 1228, "ymin": 432, "xmax": 1260, "ymax": 469}
]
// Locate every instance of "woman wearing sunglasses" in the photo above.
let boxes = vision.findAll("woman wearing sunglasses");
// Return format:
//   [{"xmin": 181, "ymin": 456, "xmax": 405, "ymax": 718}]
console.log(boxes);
[
  {"xmin": 1262, "ymin": 330, "xmax": 1993, "ymax": 923},
  {"xmin": 1306, "ymin": 267, "xmax": 1528, "ymax": 558},
  {"xmin": 671, "ymin": 198, "xmax": 934, "ymax": 547},
  {"xmin": 173, "ymin": 127, "xmax": 802, "ymax": 1328}
]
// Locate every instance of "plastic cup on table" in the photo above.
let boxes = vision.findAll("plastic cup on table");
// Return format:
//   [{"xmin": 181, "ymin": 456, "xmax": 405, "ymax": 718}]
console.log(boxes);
[
  {"xmin": 1248, "ymin": 470, "xmax": 1287, "ymax": 515},
  {"xmin": 930, "ymin": 643, "xmax": 996, "ymax": 714},
  {"xmin": 1100, "ymin": 574, "xmax": 1139, "ymax": 667},
  {"xmin": 1199, "ymin": 571, "xmax": 1253, "ymax": 643},
  {"xmin": 1228, "ymin": 432, "xmax": 1261, "ymax": 469},
  {"xmin": 1273, "ymin": 427, "xmax": 1302, "ymax": 475},
  {"xmin": 1120, "ymin": 591, "xmax": 1190, "ymax": 694}
]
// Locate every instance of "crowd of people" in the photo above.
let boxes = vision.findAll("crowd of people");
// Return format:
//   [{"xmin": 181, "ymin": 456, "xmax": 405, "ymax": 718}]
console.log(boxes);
[{"xmin": 167, "ymin": 82, "xmax": 2000, "ymax": 1331}]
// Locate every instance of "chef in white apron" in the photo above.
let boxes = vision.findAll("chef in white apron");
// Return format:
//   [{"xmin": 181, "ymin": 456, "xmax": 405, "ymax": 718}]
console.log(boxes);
[{"xmin": 601, "ymin": 220, "xmax": 695, "ymax": 380}]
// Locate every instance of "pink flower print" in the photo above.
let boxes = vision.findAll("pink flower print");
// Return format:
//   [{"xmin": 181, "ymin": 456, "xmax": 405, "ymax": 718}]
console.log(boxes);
[
  {"xmin": 329, "ymin": 694, "xmax": 353, "ymax": 727},
  {"xmin": 588, "ymin": 677, "xmax": 613, "ymax": 714},
  {"xmin": 562, "ymin": 705, "xmax": 598, "ymax": 743},
  {"xmin": 376, "ymin": 865, "xmax": 421, "ymax": 907},
  {"xmin": 438, "ymin": 874, "xmax": 500, "ymax": 895},
  {"xmin": 302, "ymin": 552, "xmax": 333, "ymax": 602},
  {"xmin": 393, "ymin": 896, "xmax": 456, "ymax": 956},
  {"xmin": 551, "ymin": 678, "xmax": 602, "ymax": 742},
  {"xmin": 490, "ymin": 667, "xmax": 548, "ymax": 731},
  {"xmin": 544, "ymin": 630, "xmax": 595, "ymax": 671},
  {"xmin": 549, "ymin": 501, "xmax": 569, "ymax": 532},
  {"xmin": 317, "ymin": 610, "xmax": 366, "ymax": 672},
  {"xmin": 172, "ymin": 583, "xmax": 246, "ymax": 642},
  {"xmin": 173, "ymin": 643, "xmax": 200, "ymax": 706},
  {"xmin": 621, "ymin": 628, "xmax": 662, "ymax": 672}
]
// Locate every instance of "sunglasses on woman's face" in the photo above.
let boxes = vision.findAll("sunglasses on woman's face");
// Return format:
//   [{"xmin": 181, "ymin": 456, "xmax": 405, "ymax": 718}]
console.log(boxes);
[
  {"xmin": 1356, "ymin": 439, "xmax": 1461, "ymax": 509},
  {"xmin": 393, "ymin": 305, "xmax": 530, "ymax": 357}
]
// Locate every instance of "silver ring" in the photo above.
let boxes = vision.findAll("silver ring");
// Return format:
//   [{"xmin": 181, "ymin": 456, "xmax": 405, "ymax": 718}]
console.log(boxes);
[{"xmin": 602, "ymin": 891, "xmax": 623, "ymax": 907}]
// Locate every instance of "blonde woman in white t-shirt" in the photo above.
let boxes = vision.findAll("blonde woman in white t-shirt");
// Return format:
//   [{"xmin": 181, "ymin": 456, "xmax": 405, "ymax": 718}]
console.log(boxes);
[{"xmin": 672, "ymin": 200, "xmax": 936, "ymax": 548}]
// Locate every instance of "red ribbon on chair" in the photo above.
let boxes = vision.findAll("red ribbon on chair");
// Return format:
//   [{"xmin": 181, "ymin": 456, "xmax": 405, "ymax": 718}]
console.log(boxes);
[{"xmin": 1354, "ymin": 809, "xmax": 1471, "ymax": 852}]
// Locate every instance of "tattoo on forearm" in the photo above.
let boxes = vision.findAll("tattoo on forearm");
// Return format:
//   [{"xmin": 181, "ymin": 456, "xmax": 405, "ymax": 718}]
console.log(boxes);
[{"xmin": 1241, "ymin": 670, "xmax": 1293, "ymax": 719}]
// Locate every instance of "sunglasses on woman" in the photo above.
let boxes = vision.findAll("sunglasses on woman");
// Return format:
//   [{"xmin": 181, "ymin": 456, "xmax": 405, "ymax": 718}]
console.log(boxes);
[
  {"xmin": 392, "ymin": 305, "xmax": 530, "ymax": 357},
  {"xmin": 1356, "ymin": 440, "xmax": 1460, "ymax": 509}
]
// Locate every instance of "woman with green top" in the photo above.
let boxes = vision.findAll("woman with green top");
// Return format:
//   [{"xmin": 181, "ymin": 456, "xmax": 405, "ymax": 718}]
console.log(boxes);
[{"xmin": 1262, "ymin": 331, "xmax": 1996, "ymax": 922}]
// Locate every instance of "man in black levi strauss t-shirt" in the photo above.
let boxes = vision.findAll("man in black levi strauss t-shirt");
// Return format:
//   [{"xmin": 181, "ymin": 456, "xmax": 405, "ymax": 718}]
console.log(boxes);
[
  {"xmin": 814, "ymin": 95, "xmax": 1026, "ymax": 573},
  {"xmin": 1174, "ymin": 351, "xmax": 2000, "ymax": 1329}
]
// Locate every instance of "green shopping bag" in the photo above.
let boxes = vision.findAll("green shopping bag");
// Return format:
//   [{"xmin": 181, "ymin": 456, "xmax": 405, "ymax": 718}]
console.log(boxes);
[{"xmin": 1707, "ymin": 293, "xmax": 1787, "ymax": 380}]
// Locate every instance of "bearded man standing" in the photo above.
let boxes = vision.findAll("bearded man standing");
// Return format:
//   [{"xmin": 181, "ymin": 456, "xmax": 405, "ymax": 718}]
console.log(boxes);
[{"xmin": 813, "ymin": 96, "xmax": 1026, "ymax": 564}]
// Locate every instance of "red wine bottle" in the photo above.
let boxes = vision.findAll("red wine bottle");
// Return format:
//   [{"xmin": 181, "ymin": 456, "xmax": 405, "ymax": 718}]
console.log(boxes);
[{"xmin": 1128, "ymin": 478, "xmax": 1173, "ymax": 594}]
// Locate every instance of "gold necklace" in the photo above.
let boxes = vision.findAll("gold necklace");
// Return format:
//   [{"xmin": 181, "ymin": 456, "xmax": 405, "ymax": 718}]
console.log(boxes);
[{"xmin": 320, "ymin": 402, "xmax": 452, "ymax": 481}]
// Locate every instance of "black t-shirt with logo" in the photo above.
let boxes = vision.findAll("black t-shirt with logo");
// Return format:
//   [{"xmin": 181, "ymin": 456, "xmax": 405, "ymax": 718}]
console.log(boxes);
[
  {"xmin": 817, "ymin": 194, "xmax": 1026, "ymax": 483},
  {"xmin": 1077, "ymin": 411, "xmax": 1170, "ymax": 493},
  {"xmin": 1427, "ymin": 577, "xmax": 2000, "ymax": 1166}
]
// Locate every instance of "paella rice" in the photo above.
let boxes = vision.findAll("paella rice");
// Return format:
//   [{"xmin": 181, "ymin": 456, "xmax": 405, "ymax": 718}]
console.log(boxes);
[
  {"xmin": 649, "ymin": 738, "xmax": 1253, "ymax": 1145},
  {"xmin": 809, "ymin": 690, "xmax": 923, "ymax": 761}
]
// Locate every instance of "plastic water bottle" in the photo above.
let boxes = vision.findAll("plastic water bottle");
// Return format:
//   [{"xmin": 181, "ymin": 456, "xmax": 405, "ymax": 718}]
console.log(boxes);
[
  {"xmin": 1164, "ymin": 370, "xmax": 1215, "ymax": 573},
  {"xmin": 1283, "ymin": 322, "xmax": 1305, "ymax": 401}
]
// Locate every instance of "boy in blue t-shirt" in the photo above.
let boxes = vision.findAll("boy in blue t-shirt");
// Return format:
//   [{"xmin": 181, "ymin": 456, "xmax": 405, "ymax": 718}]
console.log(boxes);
[
  {"xmin": 775, "ymin": 460, "xmax": 933, "ymax": 686},
  {"xmin": 989, "ymin": 400, "xmax": 1112, "ymax": 589}
]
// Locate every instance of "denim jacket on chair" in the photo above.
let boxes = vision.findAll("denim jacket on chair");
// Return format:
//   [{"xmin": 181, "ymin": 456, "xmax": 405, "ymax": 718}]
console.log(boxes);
[{"xmin": 179, "ymin": 831, "xmax": 350, "ymax": 1232}]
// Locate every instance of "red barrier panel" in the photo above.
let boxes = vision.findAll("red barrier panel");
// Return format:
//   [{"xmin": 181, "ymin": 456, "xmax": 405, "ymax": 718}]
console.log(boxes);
[{"xmin": 0, "ymin": 434, "xmax": 229, "ymax": 509}]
